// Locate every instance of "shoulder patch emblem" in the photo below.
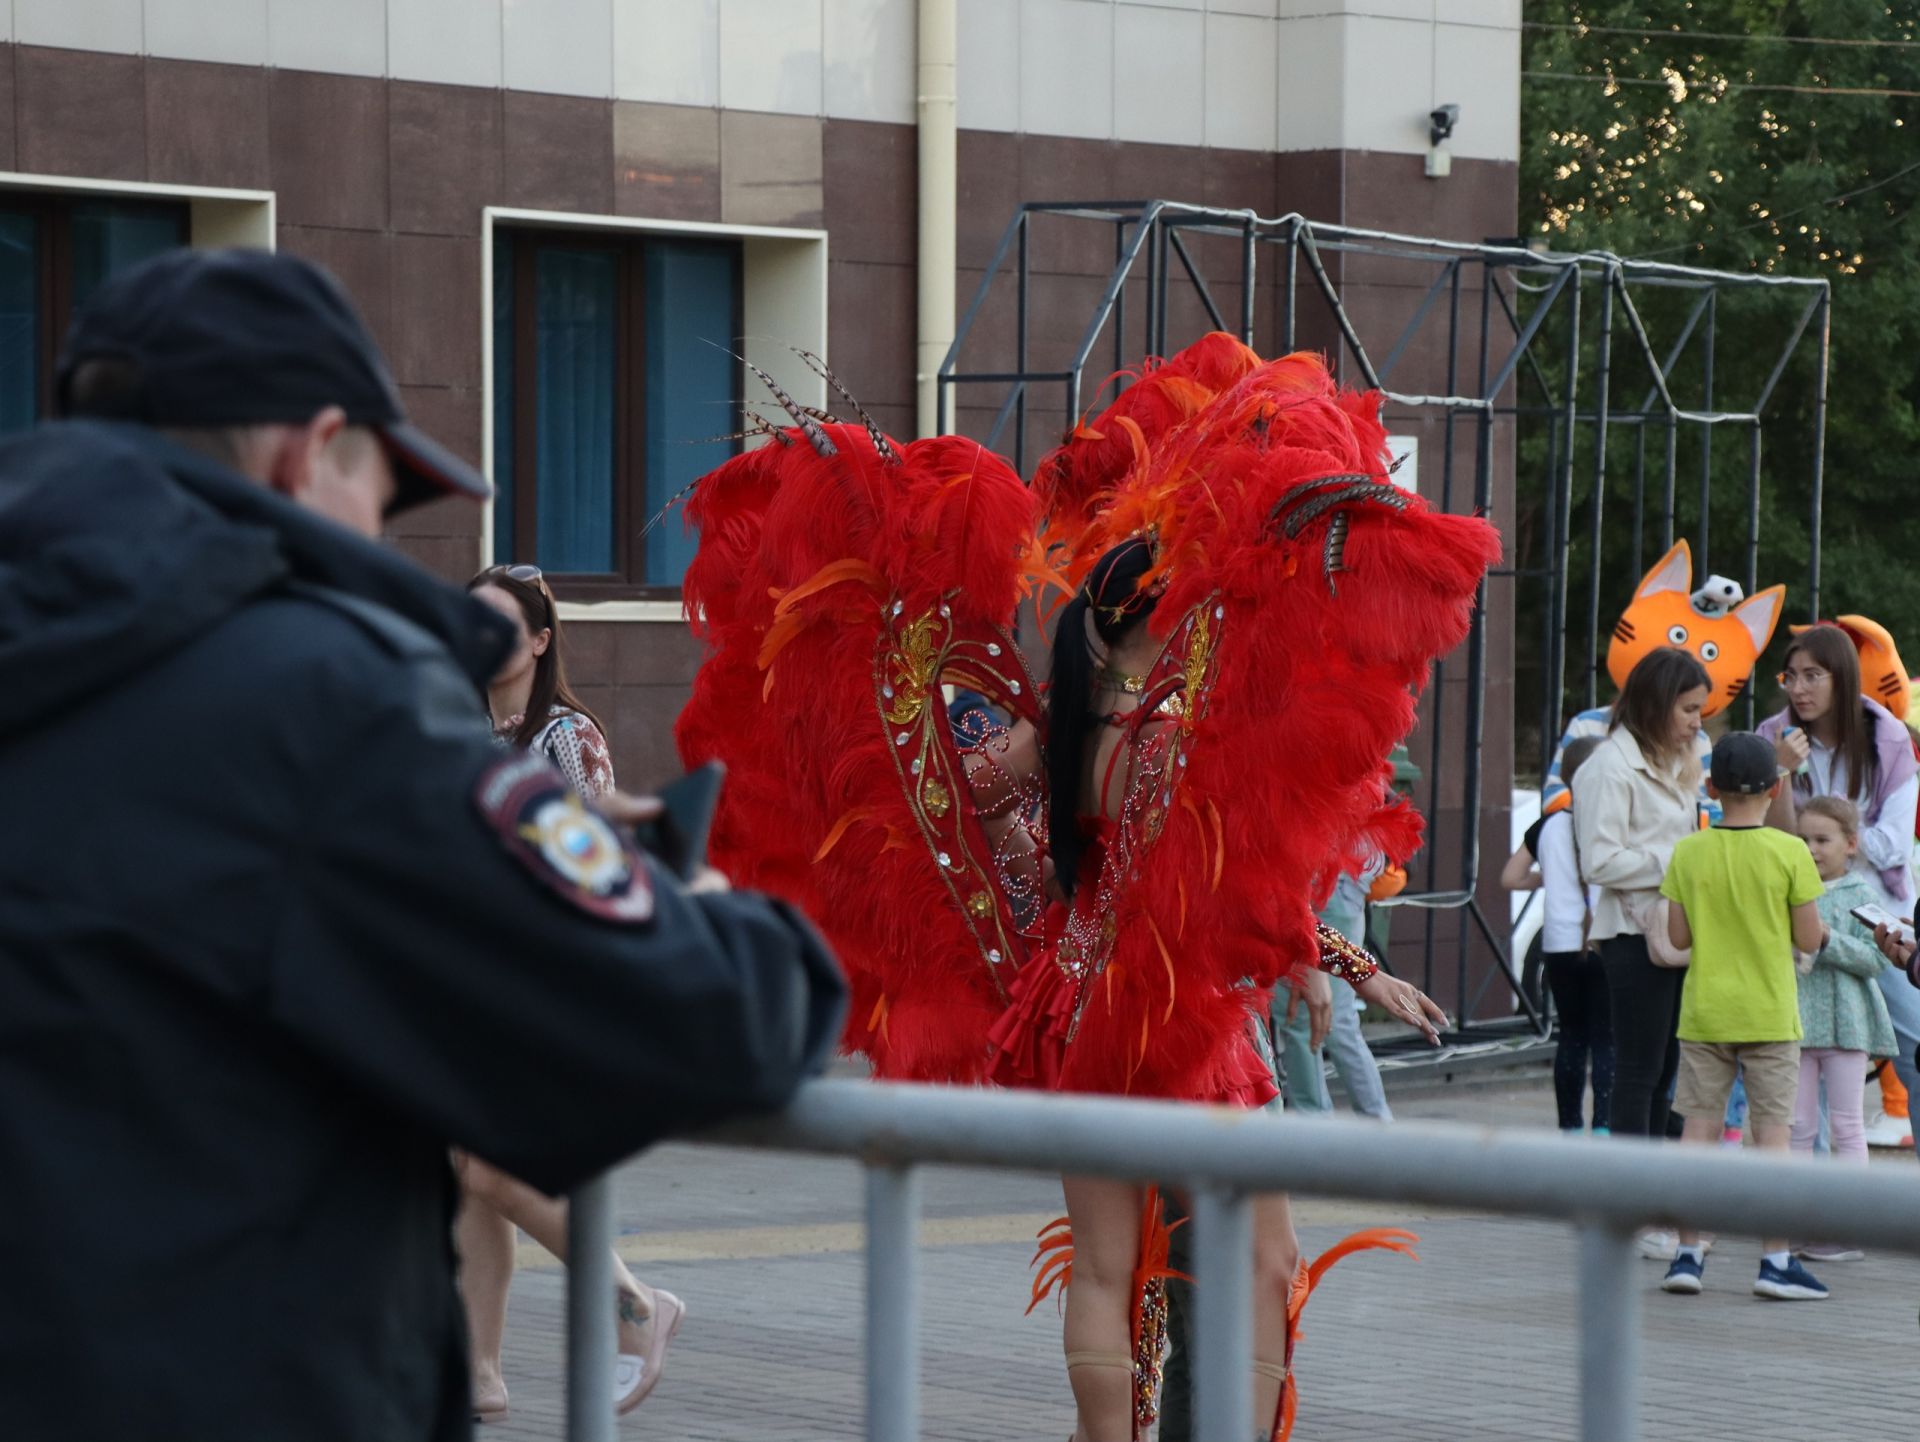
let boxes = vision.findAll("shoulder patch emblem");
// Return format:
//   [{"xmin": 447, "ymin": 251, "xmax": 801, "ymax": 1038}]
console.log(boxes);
[{"xmin": 475, "ymin": 753, "xmax": 654, "ymax": 924}]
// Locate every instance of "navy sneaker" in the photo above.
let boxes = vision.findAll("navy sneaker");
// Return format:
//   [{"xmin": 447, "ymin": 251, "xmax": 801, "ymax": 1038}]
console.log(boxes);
[
  {"xmin": 1754, "ymin": 1256, "xmax": 1828, "ymax": 1300},
  {"xmin": 1661, "ymin": 1251, "xmax": 1705, "ymax": 1294}
]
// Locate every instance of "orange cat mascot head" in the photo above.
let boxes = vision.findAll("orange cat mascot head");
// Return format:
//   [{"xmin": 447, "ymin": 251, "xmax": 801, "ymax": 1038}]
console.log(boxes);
[
  {"xmin": 1788, "ymin": 615, "xmax": 1912, "ymax": 722},
  {"xmin": 1607, "ymin": 541, "xmax": 1785, "ymax": 718}
]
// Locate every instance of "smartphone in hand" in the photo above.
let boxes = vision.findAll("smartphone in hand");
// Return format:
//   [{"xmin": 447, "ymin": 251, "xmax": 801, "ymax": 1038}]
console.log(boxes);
[
  {"xmin": 1848, "ymin": 901, "xmax": 1915, "ymax": 947},
  {"xmin": 633, "ymin": 762, "xmax": 725, "ymax": 882}
]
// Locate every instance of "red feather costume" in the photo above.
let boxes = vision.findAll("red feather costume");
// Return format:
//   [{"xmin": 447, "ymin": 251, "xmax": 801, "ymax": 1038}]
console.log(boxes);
[
  {"xmin": 673, "ymin": 338, "xmax": 1500, "ymax": 1440},
  {"xmin": 677, "ymin": 420, "xmax": 1054, "ymax": 1084}
]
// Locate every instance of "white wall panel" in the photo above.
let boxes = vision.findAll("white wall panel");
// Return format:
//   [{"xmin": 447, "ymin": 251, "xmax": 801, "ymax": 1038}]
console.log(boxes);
[
  {"xmin": 956, "ymin": 0, "xmax": 1020, "ymax": 132},
  {"xmin": 1205, "ymin": 11, "xmax": 1276, "ymax": 153},
  {"xmin": 1334, "ymin": 12, "xmax": 1431, "ymax": 154},
  {"xmin": 721, "ymin": 0, "xmax": 825, "ymax": 114},
  {"xmin": 1020, "ymin": 0, "xmax": 1113, "ymax": 142},
  {"xmin": 1272, "ymin": 13, "xmax": 1344, "ymax": 151},
  {"xmin": 147, "ymin": 0, "xmax": 269, "ymax": 65},
  {"xmin": 270, "ymin": 0, "xmax": 387, "ymax": 76},
  {"xmin": 18, "ymin": 0, "xmax": 142, "ymax": 54},
  {"xmin": 504, "ymin": 0, "xmax": 612, "ymax": 98},
  {"xmin": 614, "ymin": 0, "xmax": 721, "ymax": 107},
  {"xmin": 1434, "ymin": 19, "xmax": 1518, "ymax": 160},
  {"xmin": 824, "ymin": 0, "xmax": 916, "ymax": 124},
  {"xmin": 1113, "ymin": 4, "xmax": 1204, "ymax": 147},
  {"xmin": 389, "ymin": 0, "xmax": 503, "ymax": 88}
]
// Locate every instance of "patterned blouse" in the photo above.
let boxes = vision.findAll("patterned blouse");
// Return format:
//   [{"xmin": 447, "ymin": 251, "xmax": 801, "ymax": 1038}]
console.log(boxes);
[{"xmin": 497, "ymin": 705, "xmax": 617, "ymax": 799}]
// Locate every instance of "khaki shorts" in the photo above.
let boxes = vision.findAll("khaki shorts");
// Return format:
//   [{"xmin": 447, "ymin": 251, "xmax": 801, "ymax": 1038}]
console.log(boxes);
[{"xmin": 1674, "ymin": 1040, "xmax": 1801, "ymax": 1128}]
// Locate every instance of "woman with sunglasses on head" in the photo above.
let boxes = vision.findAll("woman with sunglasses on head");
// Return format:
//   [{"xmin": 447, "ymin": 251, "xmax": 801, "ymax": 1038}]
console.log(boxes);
[
  {"xmin": 453, "ymin": 563, "xmax": 683, "ymax": 1425},
  {"xmin": 1758, "ymin": 622, "xmax": 1920, "ymax": 1166}
]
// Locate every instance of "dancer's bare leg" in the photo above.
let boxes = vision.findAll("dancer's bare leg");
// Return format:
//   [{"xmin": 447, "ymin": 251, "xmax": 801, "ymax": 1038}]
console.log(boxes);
[
  {"xmin": 459, "ymin": 1157, "xmax": 658, "ymax": 1355},
  {"xmin": 453, "ymin": 1170, "xmax": 516, "ymax": 1414},
  {"xmin": 1250, "ymin": 1193, "xmax": 1302, "ymax": 1433},
  {"xmin": 1061, "ymin": 1175, "xmax": 1144, "ymax": 1442}
]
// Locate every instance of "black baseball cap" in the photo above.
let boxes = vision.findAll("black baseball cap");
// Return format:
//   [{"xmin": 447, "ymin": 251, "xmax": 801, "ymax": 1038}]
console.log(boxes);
[
  {"xmin": 54, "ymin": 247, "xmax": 489, "ymax": 515},
  {"xmin": 1711, "ymin": 731, "xmax": 1778, "ymax": 795}
]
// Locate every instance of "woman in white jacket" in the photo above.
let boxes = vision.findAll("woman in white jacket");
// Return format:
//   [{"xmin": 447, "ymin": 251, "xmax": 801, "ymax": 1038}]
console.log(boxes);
[{"xmin": 1572, "ymin": 647, "xmax": 1713, "ymax": 1139}]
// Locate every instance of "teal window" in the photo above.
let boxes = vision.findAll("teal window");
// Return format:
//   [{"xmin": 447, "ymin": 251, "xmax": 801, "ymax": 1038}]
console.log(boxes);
[
  {"xmin": 0, "ymin": 196, "xmax": 189, "ymax": 434},
  {"xmin": 493, "ymin": 229, "xmax": 743, "ymax": 595}
]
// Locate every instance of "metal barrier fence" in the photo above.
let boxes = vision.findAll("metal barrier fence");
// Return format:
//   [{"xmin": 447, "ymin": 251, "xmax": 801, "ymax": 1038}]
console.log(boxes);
[{"xmin": 562, "ymin": 1079, "xmax": 1920, "ymax": 1442}]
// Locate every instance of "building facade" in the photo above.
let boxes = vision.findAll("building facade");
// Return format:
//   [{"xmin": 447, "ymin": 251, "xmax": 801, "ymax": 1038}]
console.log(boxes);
[{"xmin": 1, "ymin": 1, "xmax": 1522, "ymax": 984}]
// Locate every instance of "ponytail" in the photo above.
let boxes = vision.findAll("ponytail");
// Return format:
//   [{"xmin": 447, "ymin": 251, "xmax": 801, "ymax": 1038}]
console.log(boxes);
[
  {"xmin": 1046, "ymin": 592, "xmax": 1100, "ymax": 897},
  {"xmin": 1046, "ymin": 538, "xmax": 1160, "ymax": 898}
]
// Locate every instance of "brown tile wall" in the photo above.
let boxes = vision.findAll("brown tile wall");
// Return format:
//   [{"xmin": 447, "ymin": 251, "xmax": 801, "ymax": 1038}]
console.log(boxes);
[{"xmin": 5, "ymin": 39, "xmax": 1523, "ymax": 912}]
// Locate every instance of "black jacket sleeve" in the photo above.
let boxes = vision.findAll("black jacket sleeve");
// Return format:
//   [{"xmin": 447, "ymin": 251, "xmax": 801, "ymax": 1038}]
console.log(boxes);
[{"xmin": 266, "ymin": 640, "xmax": 847, "ymax": 1196}]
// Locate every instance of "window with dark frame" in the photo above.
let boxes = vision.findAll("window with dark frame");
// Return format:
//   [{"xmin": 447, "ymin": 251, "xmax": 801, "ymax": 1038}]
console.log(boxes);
[
  {"xmin": 492, "ymin": 228, "xmax": 744, "ymax": 598},
  {"xmin": 0, "ymin": 194, "xmax": 191, "ymax": 435}
]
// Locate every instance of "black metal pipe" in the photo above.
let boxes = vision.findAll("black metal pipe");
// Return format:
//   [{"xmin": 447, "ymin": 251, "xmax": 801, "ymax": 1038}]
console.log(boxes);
[
  {"xmin": 1755, "ymin": 289, "xmax": 1826, "ymax": 418},
  {"xmin": 1744, "ymin": 421, "xmax": 1763, "ymax": 728},
  {"xmin": 1485, "ymin": 269, "xmax": 1560, "ymax": 407},
  {"xmin": 1540, "ymin": 411, "xmax": 1563, "ymax": 787},
  {"xmin": 1662, "ymin": 413, "xmax": 1678, "ymax": 550},
  {"xmin": 1552, "ymin": 266, "xmax": 1582, "ymax": 771},
  {"xmin": 1298, "ymin": 228, "xmax": 1384, "ymax": 389},
  {"xmin": 1697, "ymin": 290, "xmax": 1715, "ymax": 573},
  {"xmin": 1585, "ymin": 268, "xmax": 1614, "ymax": 713},
  {"xmin": 1016, "ymin": 211, "xmax": 1030, "ymax": 474},
  {"xmin": 1168, "ymin": 226, "xmax": 1229, "ymax": 335},
  {"xmin": 1283, "ymin": 218, "xmax": 1299, "ymax": 352},
  {"xmin": 1155, "ymin": 221, "xmax": 1172, "ymax": 357},
  {"xmin": 1379, "ymin": 259, "xmax": 1459, "ymax": 386},
  {"xmin": 1240, "ymin": 215, "xmax": 1256, "ymax": 345},
  {"xmin": 1809, "ymin": 289, "xmax": 1831, "ymax": 619},
  {"xmin": 1631, "ymin": 422, "xmax": 1646, "ymax": 580},
  {"xmin": 1634, "ymin": 286, "xmax": 1714, "ymax": 417},
  {"xmin": 1483, "ymin": 264, "xmax": 1576, "ymax": 402}
]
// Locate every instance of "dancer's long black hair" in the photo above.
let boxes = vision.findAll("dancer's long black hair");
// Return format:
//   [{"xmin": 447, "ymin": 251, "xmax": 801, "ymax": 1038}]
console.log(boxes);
[{"xmin": 1046, "ymin": 537, "xmax": 1161, "ymax": 898}]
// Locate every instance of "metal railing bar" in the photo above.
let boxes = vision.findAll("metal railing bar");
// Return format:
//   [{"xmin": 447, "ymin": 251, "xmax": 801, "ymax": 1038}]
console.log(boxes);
[
  {"xmin": 1485, "ymin": 269, "xmax": 1560, "ymax": 407},
  {"xmin": 1378, "ymin": 391, "xmax": 1494, "ymax": 410},
  {"xmin": 1191, "ymin": 1186, "xmax": 1255, "ymax": 1442},
  {"xmin": 1754, "ymin": 285, "xmax": 1829, "ymax": 417},
  {"xmin": 938, "ymin": 370, "xmax": 1077, "ymax": 385},
  {"xmin": 1577, "ymin": 1222, "xmax": 1640, "ymax": 1442},
  {"xmin": 1809, "ymin": 291, "xmax": 1831, "ymax": 619},
  {"xmin": 866, "ymin": 1163, "xmax": 922, "ymax": 1442},
  {"xmin": 938, "ymin": 209, "xmax": 1030, "ymax": 425},
  {"xmin": 701, "ymin": 1080, "xmax": 1920, "ymax": 1253},
  {"xmin": 1167, "ymin": 227, "xmax": 1229, "ymax": 334},
  {"xmin": 1377, "ymin": 258, "xmax": 1460, "ymax": 385},
  {"xmin": 565, "ymin": 1175, "xmax": 616, "ymax": 1442},
  {"xmin": 1297, "ymin": 227, "xmax": 1384, "ymax": 390},
  {"xmin": 1481, "ymin": 263, "xmax": 1576, "ymax": 402},
  {"xmin": 1632, "ymin": 287, "xmax": 1714, "ymax": 420},
  {"xmin": 982, "ymin": 380, "xmax": 1027, "ymax": 455}
]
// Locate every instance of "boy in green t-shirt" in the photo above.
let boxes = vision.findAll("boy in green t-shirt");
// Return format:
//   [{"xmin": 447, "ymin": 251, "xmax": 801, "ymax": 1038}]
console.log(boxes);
[{"xmin": 1657, "ymin": 732, "xmax": 1829, "ymax": 1301}]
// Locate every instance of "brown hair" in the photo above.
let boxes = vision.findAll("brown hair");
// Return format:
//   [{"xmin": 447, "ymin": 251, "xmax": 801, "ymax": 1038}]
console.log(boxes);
[
  {"xmin": 1783, "ymin": 623, "xmax": 1874, "ymax": 801},
  {"xmin": 1610, "ymin": 646, "xmax": 1713, "ymax": 769},
  {"xmin": 1560, "ymin": 735, "xmax": 1603, "ymax": 791},
  {"xmin": 467, "ymin": 566, "xmax": 604, "ymax": 749},
  {"xmin": 1800, "ymin": 794, "xmax": 1861, "ymax": 840}
]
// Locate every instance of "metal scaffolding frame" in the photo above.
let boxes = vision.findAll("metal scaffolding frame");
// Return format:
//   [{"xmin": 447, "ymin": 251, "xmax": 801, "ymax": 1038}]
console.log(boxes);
[{"xmin": 937, "ymin": 201, "xmax": 1831, "ymax": 1034}]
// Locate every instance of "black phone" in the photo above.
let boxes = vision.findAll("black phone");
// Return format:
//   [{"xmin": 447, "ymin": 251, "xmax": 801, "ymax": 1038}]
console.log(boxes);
[{"xmin": 633, "ymin": 762, "xmax": 726, "ymax": 881}]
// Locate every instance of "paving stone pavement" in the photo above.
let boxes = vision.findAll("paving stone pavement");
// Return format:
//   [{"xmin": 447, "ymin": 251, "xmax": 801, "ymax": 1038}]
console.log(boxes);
[{"xmin": 478, "ymin": 1081, "xmax": 1920, "ymax": 1441}]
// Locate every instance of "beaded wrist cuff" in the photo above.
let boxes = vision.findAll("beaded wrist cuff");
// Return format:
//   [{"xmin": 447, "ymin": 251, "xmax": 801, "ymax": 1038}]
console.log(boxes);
[{"xmin": 1314, "ymin": 922, "xmax": 1380, "ymax": 984}]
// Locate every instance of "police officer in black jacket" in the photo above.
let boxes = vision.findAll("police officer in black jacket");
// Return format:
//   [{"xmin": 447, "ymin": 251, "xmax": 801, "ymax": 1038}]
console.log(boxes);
[{"xmin": 0, "ymin": 249, "xmax": 847, "ymax": 1441}]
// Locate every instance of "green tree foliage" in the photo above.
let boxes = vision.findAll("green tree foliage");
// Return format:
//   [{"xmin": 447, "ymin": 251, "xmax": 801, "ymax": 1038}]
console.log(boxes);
[{"xmin": 1517, "ymin": 2, "xmax": 1920, "ymax": 752}]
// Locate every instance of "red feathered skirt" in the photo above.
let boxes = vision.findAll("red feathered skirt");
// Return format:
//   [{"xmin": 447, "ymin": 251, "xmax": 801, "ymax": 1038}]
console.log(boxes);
[{"xmin": 985, "ymin": 827, "xmax": 1279, "ymax": 1108}]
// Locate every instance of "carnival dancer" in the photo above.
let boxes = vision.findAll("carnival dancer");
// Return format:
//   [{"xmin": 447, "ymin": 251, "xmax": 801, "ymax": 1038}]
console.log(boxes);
[
  {"xmin": 983, "ymin": 341, "xmax": 1493, "ymax": 1442},
  {"xmin": 672, "ymin": 337, "xmax": 1497, "ymax": 1442}
]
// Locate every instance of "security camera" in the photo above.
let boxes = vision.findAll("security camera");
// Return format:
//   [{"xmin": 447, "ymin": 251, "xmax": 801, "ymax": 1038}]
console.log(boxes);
[{"xmin": 1429, "ymin": 104, "xmax": 1460, "ymax": 147}]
